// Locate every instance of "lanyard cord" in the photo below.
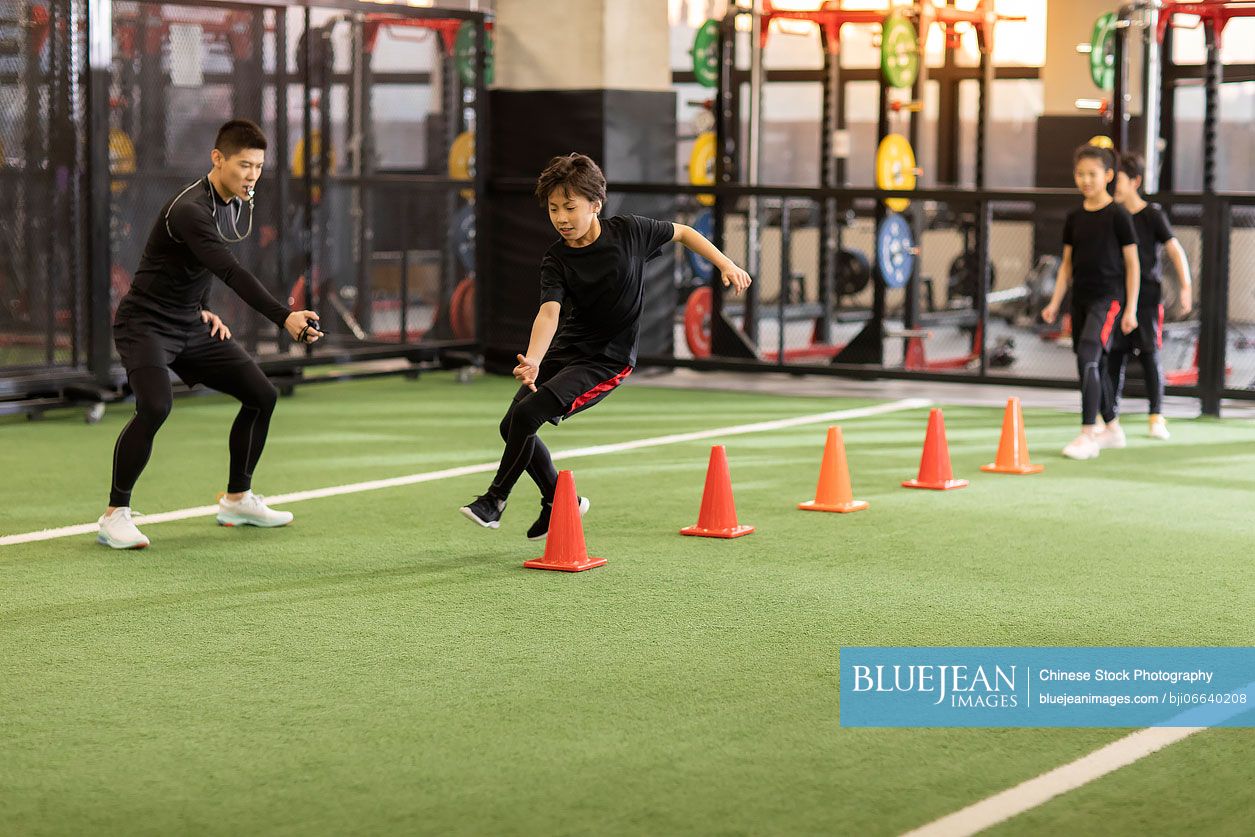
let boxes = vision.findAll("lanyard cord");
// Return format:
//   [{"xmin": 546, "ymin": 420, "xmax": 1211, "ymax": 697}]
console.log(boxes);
[{"xmin": 216, "ymin": 191, "xmax": 254, "ymax": 243}]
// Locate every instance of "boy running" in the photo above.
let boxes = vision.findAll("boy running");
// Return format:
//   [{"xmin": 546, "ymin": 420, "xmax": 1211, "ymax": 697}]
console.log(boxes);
[{"xmin": 460, "ymin": 153, "xmax": 751, "ymax": 538}]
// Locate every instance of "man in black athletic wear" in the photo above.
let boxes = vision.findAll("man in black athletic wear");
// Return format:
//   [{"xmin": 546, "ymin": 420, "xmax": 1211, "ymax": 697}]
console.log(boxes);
[
  {"xmin": 459, "ymin": 152, "xmax": 751, "ymax": 540},
  {"xmin": 98, "ymin": 119, "xmax": 322, "ymax": 549}
]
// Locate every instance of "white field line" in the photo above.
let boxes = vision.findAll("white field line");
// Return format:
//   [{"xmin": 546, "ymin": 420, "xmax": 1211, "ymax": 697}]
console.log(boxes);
[
  {"xmin": 900, "ymin": 727, "xmax": 1203, "ymax": 837},
  {"xmin": 902, "ymin": 682, "xmax": 1255, "ymax": 837},
  {"xmin": 1, "ymin": 397, "xmax": 931, "ymax": 547}
]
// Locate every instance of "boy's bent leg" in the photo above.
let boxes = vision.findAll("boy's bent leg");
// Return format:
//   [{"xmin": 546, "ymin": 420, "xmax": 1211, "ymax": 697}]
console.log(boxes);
[
  {"xmin": 490, "ymin": 387, "xmax": 565, "ymax": 500},
  {"xmin": 499, "ymin": 390, "xmax": 559, "ymax": 502},
  {"xmin": 461, "ymin": 388, "xmax": 564, "ymax": 529}
]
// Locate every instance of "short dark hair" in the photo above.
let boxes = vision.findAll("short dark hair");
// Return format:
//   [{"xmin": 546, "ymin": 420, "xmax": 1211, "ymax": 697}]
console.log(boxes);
[
  {"xmin": 1119, "ymin": 151, "xmax": 1145, "ymax": 183},
  {"xmin": 215, "ymin": 119, "xmax": 267, "ymax": 158},
  {"xmin": 534, "ymin": 153, "xmax": 607, "ymax": 207},
  {"xmin": 1074, "ymin": 143, "xmax": 1114, "ymax": 172}
]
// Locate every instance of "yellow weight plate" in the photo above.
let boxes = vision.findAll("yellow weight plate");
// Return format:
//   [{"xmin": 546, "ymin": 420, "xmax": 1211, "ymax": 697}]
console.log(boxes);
[
  {"xmin": 875, "ymin": 133, "xmax": 916, "ymax": 212},
  {"xmin": 689, "ymin": 131, "xmax": 716, "ymax": 207}
]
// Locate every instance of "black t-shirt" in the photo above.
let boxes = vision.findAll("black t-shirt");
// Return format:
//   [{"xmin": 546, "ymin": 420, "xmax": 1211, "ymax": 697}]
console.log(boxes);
[
  {"xmin": 1131, "ymin": 204, "xmax": 1175, "ymax": 306},
  {"xmin": 124, "ymin": 177, "xmax": 290, "ymax": 327},
  {"xmin": 539, "ymin": 214, "xmax": 674, "ymax": 366},
  {"xmin": 1062, "ymin": 201, "xmax": 1137, "ymax": 302}
]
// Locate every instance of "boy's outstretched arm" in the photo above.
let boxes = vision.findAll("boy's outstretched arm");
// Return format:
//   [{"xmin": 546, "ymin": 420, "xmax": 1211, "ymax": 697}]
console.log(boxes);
[
  {"xmin": 1041, "ymin": 245, "xmax": 1072, "ymax": 324},
  {"xmin": 1120, "ymin": 243, "xmax": 1140, "ymax": 334},
  {"xmin": 515, "ymin": 301, "xmax": 561, "ymax": 392},
  {"xmin": 672, "ymin": 223, "xmax": 753, "ymax": 294},
  {"xmin": 1165, "ymin": 238, "xmax": 1193, "ymax": 315}
]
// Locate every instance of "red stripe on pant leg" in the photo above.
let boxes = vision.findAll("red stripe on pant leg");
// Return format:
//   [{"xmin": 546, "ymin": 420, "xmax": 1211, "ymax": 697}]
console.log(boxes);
[
  {"xmin": 1157, "ymin": 304, "xmax": 1165, "ymax": 349},
  {"xmin": 1100, "ymin": 301, "xmax": 1121, "ymax": 346},
  {"xmin": 568, "ymin": 366, "xmax": 634, "ymax": 414}
]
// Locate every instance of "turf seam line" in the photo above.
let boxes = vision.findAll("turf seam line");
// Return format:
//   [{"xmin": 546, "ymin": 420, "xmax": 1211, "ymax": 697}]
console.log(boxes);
[{"xmin": 1, "ymin": 397, "xmax": 931, "ymax": 547}]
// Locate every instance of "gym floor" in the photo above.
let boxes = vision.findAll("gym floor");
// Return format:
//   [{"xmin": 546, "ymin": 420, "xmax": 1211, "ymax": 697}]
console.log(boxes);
[{"xmin": 3, "ymin": 373, "xmax": 1253, "ymax": 835}]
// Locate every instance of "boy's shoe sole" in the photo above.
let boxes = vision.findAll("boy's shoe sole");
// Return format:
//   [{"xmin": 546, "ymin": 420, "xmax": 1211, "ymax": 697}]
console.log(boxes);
[{"xmin": 460, "ymin": 507, "xmax": 501, "ymax": 529}]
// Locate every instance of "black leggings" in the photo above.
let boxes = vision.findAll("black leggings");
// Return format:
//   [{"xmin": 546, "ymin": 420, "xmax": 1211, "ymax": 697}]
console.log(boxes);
[
  {"xmin": 487, "ymin": 387, "xmax": 562, "ymax": 503},
  {"xmin": 109, "ymin": 363, "xmax": 278, "ymax": 507},
  {"xmin": 1077, "ymin": 347, "xmax": 1112, "ymax": 427},
  {"xmin": 1103, "ymin": 347, "xmax": 1165, "ymax": 421},
  {"xmin": 1073, "ymin": 299, "xmax": 1119, "ymax": 427}
]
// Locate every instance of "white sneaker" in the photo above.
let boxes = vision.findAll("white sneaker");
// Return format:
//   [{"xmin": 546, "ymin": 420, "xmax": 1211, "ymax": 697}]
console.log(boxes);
[
  {"xmin": 1149, "ymin": 415, "xmax": 1171, "ymax": 440},
  {"xmin": 1062, "ymin": 433, "xmax": 1101, "ymax": 461},
  {"xmin": 97, "ymin": 507, "xmax": 150, "ymax": 549},
  {"xmin": 1095, "ymin": 423, "xmax": 1127, "ymax": 449},
  {"xmin": 217, "ymin": 491, "xmax": 294, "ymax": 528}
]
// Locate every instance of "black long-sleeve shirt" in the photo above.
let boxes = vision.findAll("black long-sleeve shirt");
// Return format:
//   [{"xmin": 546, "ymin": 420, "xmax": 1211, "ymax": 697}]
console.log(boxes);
[{"xmin": 126, "ymin": 176, "xmax": 290, "ymax": 327}]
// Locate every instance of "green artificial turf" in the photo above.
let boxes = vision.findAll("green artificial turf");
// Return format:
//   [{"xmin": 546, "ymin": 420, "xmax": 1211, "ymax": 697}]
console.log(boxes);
[{"xmin": 2, "ymin": 373, "xmax": 1253, "ymax": 836}]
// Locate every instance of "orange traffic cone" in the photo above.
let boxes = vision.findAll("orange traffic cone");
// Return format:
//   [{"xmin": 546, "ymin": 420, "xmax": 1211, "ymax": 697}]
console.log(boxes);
[
  {"xmin": 799, "ymin": 426, "xmax": 868, "ymax": 513},
  {"xmin": 681, "ymin": 445, "xmax": 755, "ymax": 538},
  {"xmin": 523, "ymin": 470, "xmax": 606, "ymax": 572},
  {"xmin": 981, "ymin": 397, "xmax": 1044, "ymax": 475},
  {"xmin": 902, "ymin": 408, "xmax": 969, "ymax": 490}
]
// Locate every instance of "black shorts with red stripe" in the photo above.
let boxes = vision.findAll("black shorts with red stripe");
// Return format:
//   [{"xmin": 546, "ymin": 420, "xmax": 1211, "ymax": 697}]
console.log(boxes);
[
  {"xmin": 1112, "ymin": 302, "xmax": 1165, "ymax": 354},
  {"xmin": 1070, "ymin": 296, "xmax": 1122, "ymax": 354},
  {"xmin": 528, "ymin": 348, "xmax": 633, "ymax": 426}
]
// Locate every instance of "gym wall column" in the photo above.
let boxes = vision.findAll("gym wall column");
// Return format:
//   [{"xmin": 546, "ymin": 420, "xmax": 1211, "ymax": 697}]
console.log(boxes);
[
  {"xmin": 484, "ymin": 0, "xmax": 677, "ymax": 372},
  {"xmin": 1035, "ymin": 0, "xmax": 1112, "ymax": 188}
]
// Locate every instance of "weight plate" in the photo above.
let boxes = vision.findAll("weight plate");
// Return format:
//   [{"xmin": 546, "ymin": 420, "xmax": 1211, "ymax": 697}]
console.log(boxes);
[
  {"xmin": 880, "ymin": 13, "xmax": 920, "ymax": 90},
  {"xmin": 687, "ymin": 211, "xmax": 716, "ymax": 278},
  {"xmin": 836, "ymin": 248, "xmax": 871, "ymax": 297},
  {"xmin": 689, "ymin": 131, "xmax": 717, "ymax": 207},
  {"xmin": 1090, "ymin": 12, "xmax": 1117, "ymax": 91},
  {"xmin": 692, "ymin": 19, "xmax": 720, "ymax": 89},
  {"xmin": 454, "ymin": 21, "xmax": 494, "ymax": 87},
  {"xmin": 684, "ymin": 285, "xmax": 713, "ymax": 358},
  {"xmin": 877, "ymin": 212, "xmax": 915, "ymax": 289},
  {"xmin": 875, "ymin": 133, "xmax": 916, "ymax": 212}
]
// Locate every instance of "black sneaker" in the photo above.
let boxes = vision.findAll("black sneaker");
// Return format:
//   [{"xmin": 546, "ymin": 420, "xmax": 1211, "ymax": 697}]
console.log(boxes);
[
  {"xmin": 460, "ymin": 493, "xmax": 506, "ymax": 528},
  {"xmin": 527, "ymin": 496, "xmax": 590, "ymax": 541}
]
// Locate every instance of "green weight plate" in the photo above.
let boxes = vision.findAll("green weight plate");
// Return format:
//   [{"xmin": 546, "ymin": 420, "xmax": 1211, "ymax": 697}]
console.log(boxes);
[
  {"xmin": 455, "ymin": 20, "xmax": 494, "ymax": 87},
  {"xmin": 880, "ymin": 13, "xmax": 920, "ymax": 90},
  {"xmin": 1090, "ymin": 12, "xmax": 1116, "ymax": 91},
  {"xmin": 692, "ymin": 19, "xmax": 720, "ymax": 89}
]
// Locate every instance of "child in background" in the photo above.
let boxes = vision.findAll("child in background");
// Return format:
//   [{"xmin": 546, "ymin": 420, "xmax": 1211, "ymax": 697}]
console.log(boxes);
[
  {"xmin": 1042, "ymin": 144, "xmax": 1140, "ymax": 461},
  {"xmin": 1100, "ymin": 152, "xmax": 1193, "ymax": 442}
]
